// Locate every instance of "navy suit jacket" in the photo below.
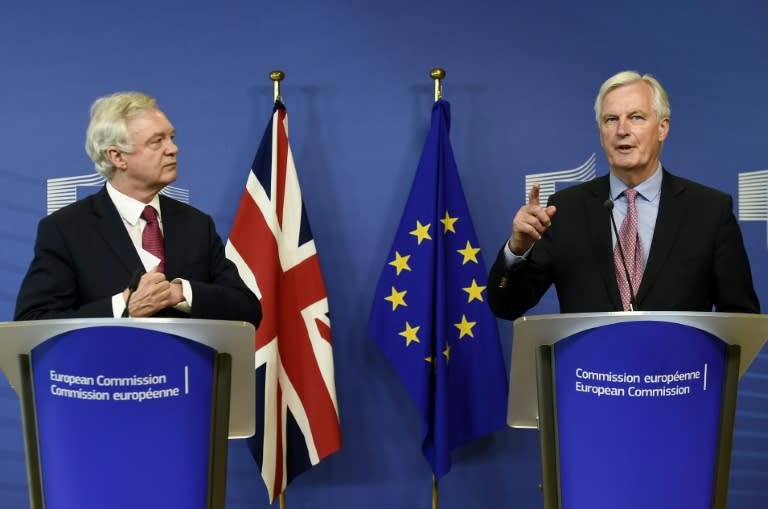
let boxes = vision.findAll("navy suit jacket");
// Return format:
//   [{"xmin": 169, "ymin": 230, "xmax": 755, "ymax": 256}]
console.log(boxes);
[
  {"xmin": 15, "ymin": 186, "xmax": 261, "ymax": 327},
  {"xmin": 488, "ymin": 170, "xmax": 760, "ymax": 319}
]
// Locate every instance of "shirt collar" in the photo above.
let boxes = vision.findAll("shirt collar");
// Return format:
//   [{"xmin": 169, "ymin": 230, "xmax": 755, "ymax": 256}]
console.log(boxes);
[
  {"xmin": 609, "ymin": 163, "xmax": 663, "ymax": 202},
  {"xmin": 106, "ymin": 181, "xmax": 161, "ymax": 226}
]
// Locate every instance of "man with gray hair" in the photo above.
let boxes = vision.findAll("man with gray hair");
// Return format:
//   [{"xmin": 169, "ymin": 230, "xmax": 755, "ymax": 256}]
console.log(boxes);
[
  {"xmin": 15, "ymin": 92, "xmax": 262, "ymax": 327},
  {"xmin": 487, "ymin": 70, "xmax": 759, "ymax": 318}
]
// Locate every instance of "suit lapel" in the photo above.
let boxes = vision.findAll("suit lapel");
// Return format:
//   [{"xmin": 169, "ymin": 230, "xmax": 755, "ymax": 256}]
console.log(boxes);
[
  {"xmin": 584, "ymin": 177, "xmax": 623, "ymax": 311},
  {"xmin": 159, "ymin": 195, "xmax": 183, "ymax": 278},
  {"xmin": 636, "ymin": 170, "xmax": 685, "ymax": 304},
  {"xmin": 91, "ymin": 187, "xmax": 143, "ymax": 274}
]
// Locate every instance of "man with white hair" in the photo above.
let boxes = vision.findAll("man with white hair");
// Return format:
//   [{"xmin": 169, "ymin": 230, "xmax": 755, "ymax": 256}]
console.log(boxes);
[
  {"xmin": 15, "ymin": 92, "xmax": 261, "ymax": 326},
  {"xmin": 488, "ymin": 70, "xmax": 759, "ymax": 317}
]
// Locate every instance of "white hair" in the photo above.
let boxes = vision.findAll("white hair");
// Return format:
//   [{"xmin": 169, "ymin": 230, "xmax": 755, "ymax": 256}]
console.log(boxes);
[
  {"xmin": 594, "ymin": 71, "xmax": 670, "ymax": 125},
  {"xmin": 85, "ymin": 92, "xmax": 158, "ymax": 179}
]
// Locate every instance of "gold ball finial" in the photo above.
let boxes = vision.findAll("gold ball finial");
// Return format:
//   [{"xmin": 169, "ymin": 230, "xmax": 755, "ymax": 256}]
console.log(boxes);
[
  {"xmin": 430, "ymin": 68, "xmax": 446, "ymax": 80},
  {"xmin": 269, "ymin": 70, "xmax": 285, "ymax": 82}
]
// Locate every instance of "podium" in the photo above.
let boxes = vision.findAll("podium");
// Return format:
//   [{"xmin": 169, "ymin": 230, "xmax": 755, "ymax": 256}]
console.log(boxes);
[
  {"xmin": 507, "ymin": 311, "xmax": 768, "ymax": 509},
  {"xmin": 0, "ymin": 318, "xmax": 256, "ymax": 509}
]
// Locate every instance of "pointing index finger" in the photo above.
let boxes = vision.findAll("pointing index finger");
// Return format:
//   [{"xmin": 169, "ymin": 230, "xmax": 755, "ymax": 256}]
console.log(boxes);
[{"xmin": 528, "ymin": 183, "xmax": 541, "ymax": 208}]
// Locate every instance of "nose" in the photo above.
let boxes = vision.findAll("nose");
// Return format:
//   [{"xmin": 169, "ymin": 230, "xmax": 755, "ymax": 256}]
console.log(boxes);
[
  {"xmin": 616, "ymin": 117, "xmax": 629, "ymax": 136},
  {"xmin": 166, "ymin": 139, "xmax": 179, "ymax": 155}
]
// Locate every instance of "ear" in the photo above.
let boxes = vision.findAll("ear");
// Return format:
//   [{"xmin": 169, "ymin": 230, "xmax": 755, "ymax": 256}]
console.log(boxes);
[
  {"xmin": 657, "ymin": 117, "xmax": 670, "ymax": 143},
  {"xmin": 106, "ymin": 146, "xmax": 128, "ymax": 170}
]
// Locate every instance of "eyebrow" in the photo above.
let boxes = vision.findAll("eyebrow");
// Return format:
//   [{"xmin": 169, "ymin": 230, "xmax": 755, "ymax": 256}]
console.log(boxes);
[
  {"xmin": 144, "ymin": 130, "xmax": 175, "ymax": 142},
  {"xmin": 602, "ymin": 110, "xmax": 647, "ymax": 120}
]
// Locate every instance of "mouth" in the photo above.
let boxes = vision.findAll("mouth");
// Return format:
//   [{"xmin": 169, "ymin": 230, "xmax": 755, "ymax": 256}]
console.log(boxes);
[{"xmin": 616, "ymin": 144, "xmax": 634, "ymax": 153}]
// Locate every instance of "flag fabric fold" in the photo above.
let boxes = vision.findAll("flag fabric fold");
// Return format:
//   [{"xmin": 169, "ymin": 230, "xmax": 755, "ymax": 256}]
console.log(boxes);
[
  {"xmin": 226, "ymin": 101, "xmax": 341, "ymax": 502},
  {"xmin": 368, "ymin": 99, "xmax": 508, "ymax": 478}
]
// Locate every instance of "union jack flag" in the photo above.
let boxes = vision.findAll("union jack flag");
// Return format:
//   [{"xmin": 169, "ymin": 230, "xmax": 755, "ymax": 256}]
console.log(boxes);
[{"xmin": 225, "ymin": 101, "xmax": 341, "ymax": 502}]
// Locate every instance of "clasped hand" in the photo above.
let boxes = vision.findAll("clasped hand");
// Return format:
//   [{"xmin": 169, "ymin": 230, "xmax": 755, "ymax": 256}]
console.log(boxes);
[{"xmin": 123, "ymin": 270, "xmax": 184, "ymax": 317}]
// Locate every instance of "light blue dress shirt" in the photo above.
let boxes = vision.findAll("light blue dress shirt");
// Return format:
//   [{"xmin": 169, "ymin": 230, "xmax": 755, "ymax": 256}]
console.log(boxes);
[{"xmin": 608, "ymin": 165, "xmax": 662, "ymax": 267}]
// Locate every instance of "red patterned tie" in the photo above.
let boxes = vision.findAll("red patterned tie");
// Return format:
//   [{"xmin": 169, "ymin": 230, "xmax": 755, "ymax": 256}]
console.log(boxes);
[
  {"xmin": 141, "ymin": 205, "xmax": 165, "ymax": 274},
  {"xmin": 614, "ymin": 189, "xmax": 643, "ymax": 311}
]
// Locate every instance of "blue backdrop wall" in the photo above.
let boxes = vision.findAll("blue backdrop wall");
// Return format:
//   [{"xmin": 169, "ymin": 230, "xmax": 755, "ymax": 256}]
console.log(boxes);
[{"xmin": 1, "ymin": 1, "xmax": 766, "ymax": 507}]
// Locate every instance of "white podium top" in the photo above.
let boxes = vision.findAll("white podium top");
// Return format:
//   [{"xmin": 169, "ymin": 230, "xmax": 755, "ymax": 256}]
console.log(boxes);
[
  {"xmin": 0, "ymin": 318, "xmax": 256, "ymax": 439},
  {"xmin": 508, "ymin": 311, "xmax": 768, "ymax": 429}
]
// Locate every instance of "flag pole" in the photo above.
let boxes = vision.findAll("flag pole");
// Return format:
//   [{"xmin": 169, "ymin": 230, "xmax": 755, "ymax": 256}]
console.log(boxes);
[
  {"xmin": 430, "ymin": 67, "xmax": 445, "ymax": 509},
  {"xmin": 271, "ymin": 68, "xmax": 286, "ymax": 509},
  {"xmin": 430, "ymin": 67, "xmax": 445, "ymax": 102},
  {"xmin": 432, "ymin": 476, "xmax": 439, "ymax": 509},
  {"xmin": 270, "ymin": 69, "xmax": 285, "ymax": 102}
]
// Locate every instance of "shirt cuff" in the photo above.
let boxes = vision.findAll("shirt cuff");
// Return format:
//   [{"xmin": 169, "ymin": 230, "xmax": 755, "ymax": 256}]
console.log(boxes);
[
  {"xmin": 503, "ymin": 242, "xmax": 532, "ymax": 269},
  {"xmin": 112, "ymin": 293, "xmax": 126, "ymax": 318},
  {"xmin": 172, "ymin": 278, "xmax": 192, "ymax": 314}
]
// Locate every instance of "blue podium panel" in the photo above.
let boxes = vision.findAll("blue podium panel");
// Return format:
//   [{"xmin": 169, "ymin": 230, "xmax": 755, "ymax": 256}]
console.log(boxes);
[
  {"xmin": 554, "ymin": 321, "xmax": 726, "ymax": 508},
  {"xmin": 31, "ymin": 326, "xmax": 216, "ymax": 509}
]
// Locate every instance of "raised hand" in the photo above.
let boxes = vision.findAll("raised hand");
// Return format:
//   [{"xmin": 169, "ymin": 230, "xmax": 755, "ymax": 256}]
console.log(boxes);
[{"xmin": 508, "ymin": 183, "xmax": 557, "ymax": 255}]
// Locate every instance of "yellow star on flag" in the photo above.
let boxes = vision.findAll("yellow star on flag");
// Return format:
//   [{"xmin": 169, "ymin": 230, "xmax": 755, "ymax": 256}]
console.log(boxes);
[
  {"xmin": 440, "ymin": 210, "xmax": 458, "ymax": 234},
  {"xmin": 454, "ymin": 314, "xmax": 477, "ymax": 339},
  {"xmin": 443, "ymin": 344, "xmax": 451, "ymax": 363},
  {"xmin": 388, "ymin": 251, "xmax": 412, "ymax": 276},
  {"xmin": 384, "ymin": 286, "xmax": 407, "ymax": 311},
  {"xmin": 398, "ymin": 322, "xmax": 421, "ymax": 346},
  {"xmin": 457, "ymin": 240, "xmax": 480, "ymax": 265},
  {"xmin": 409, "ymin": 221, "xmax": 432, "ymax": 245},
  {"xmin": 463, "ymin": 279, "xmax": 487, "ymax": 303}
]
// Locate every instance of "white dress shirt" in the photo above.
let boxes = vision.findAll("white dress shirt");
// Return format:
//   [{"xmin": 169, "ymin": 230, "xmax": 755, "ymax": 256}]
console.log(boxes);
[{"xmin": 106, "ymin": 182, "xmax": 192, "ymax": 317}]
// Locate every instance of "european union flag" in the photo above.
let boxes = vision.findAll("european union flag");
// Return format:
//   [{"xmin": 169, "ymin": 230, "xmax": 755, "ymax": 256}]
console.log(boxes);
[{"xmin": 368, "ymin": 99, "xmax": 508, "ymax": 478}]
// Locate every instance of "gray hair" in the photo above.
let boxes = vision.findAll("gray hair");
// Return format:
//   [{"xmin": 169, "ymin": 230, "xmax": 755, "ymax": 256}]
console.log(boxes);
[
  {"xmin": 594, "ymin": 71, "xmax": 670, "ymax": 125},
  {"xmin": 85, "ymin": 92, "xmax": 158, "ymax": 179}
]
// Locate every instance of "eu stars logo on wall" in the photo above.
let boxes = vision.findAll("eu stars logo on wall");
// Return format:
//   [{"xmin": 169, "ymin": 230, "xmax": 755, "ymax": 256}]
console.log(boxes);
[
  {"xmin": 524, "ymin": 153, "xmax": 597, "ymax": 205},
  {"xmin": 738, "ymin": 169, "xmax": 768, "ymax": 246},
  {"xmin": 46, "ymin": 173, "xmax": 189, "ymax": 214}
]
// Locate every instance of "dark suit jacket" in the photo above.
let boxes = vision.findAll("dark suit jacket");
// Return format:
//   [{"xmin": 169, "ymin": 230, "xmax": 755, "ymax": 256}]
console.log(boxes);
[
  {"xmin": 15, "ymin": 186, "xmax": 262, "ymax": 327},
  {"xmin": 488, "ymin": 170, "xmax": 760, "ymax": 319}
]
